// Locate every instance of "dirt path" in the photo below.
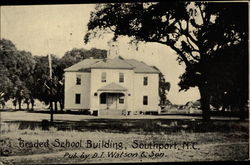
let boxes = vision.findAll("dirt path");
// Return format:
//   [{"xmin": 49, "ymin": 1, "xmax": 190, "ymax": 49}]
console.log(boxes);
[
  {"xmin": 1, "ymin": 142, "xmax": 248, "ymax": 164},
  {"xmin": 0, "ymin": 111, "xmax": 241, "ymax": 122}
]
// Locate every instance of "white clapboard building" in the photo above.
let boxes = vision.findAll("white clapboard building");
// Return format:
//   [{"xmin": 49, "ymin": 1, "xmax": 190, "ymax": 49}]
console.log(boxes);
[{"xmin": 64, "ymin": 55, "xmax": 160, "ymax": 116}]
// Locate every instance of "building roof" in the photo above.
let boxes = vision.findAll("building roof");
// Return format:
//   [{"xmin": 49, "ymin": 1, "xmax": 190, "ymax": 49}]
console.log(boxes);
[
  {"xmin": 64, "ymin": 57, "xmax": 160, "ymax": 73},
  {"xmin": 125, "ymin": 59, "xmax": 159, "ymax": 73},
  {"xmin": 90, "ymin": 58, "xmax": 134, "ymax": 69},
  {"xmin": 64, "ymin": 59, "xmax": 101, "ymax": 72},
  {"xmin": 97, "ymin": 82, "xmax": 127, "ymax": 91}
]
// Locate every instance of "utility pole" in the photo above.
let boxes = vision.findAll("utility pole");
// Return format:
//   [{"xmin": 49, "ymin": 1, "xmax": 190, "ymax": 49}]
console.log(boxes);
[{"xmin": 48, "ymin": 54, "xmax": 53, "ymax": 123}]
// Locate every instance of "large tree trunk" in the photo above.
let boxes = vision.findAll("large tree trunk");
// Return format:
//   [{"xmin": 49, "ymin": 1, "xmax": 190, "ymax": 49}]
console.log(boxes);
[
  {"xmin": 198, "ymin": 85, "xmax": 211, "ymax": 121},
  {"xmin": 18, "ymin": 99, "xmax": 22, "ymax": 110},
  {"xmin": 54, "ymin": 101, "xmax": 58, "ymax": 113},
  {"xmin": 31, "ymin": 103, "xmax": 34, "ymax": 111},
  {"xmin": 49, "ymin": 101, "xmax": 53, "ymax": 122},
  {"xmin": 31, "ymin": 98, "xmax": 34, "ymax": 111},
  {"xmin": 59, "ymin": 100, "xmax": 64, "ymax": 112},
  {"xmin": 1, "ymin": 103, "xmax": 5, "ymax": 110},
  {"xmin": 239, "ymin": 104, "xmax": 246, "ymax": 121}
]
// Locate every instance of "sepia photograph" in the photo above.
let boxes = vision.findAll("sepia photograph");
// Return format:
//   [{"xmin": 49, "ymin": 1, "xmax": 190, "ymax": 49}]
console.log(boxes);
[{"xmin": 0, "ymin": 1, "xmax": 249, "ymax": 164}]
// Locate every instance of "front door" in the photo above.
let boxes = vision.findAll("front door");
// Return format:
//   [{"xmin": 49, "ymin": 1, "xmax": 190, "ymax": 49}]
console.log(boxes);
[{"xmin": 106, "ymin": 93, "xmax": 117, "ymax": 110}]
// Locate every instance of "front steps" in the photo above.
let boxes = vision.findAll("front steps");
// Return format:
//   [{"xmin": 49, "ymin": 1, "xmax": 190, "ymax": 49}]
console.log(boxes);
[{"xmin": 98, "ymin": 109, "xmax": 127, "ymax": 116}]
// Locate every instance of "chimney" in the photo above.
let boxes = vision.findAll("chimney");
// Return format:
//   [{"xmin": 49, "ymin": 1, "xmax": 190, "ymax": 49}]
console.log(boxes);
[{"xmin": 108, "ymin": 41, "xmax": 118, "ymax": 59}]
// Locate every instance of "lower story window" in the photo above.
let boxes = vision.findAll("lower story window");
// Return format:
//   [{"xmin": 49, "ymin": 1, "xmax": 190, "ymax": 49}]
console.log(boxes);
[
  {"xmin": 100, "ymin": 93, "xmax": 106, "ymax": 104},
  {"xmin": 75, "ymin": 94, "xmax": 81, "ymax": 104},
  {"xmin": 143, "ymin": 96, "xmax": 148, "ymax": 105},
  {"xmin": 119, "ymin": 97, "xmax": 124, "ymax": 104}
]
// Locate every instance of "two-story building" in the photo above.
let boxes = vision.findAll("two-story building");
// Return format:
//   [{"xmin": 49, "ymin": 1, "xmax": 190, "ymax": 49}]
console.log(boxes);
[{"xmin": 64, "ymin": 56, "xmax": 160, "ymax": 115}]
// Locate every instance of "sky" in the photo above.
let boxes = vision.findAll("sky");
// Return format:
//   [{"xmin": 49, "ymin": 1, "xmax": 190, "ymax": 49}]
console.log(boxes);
[{"xmin": 1, "ymin": 4, "xmax": 200, "ymax": 104}]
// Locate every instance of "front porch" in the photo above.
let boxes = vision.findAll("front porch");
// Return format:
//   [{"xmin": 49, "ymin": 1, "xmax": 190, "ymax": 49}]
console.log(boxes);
[
  {"xmin": 94, "ymin": 83, "xmax": 129, "ymax": 116},
  {"xmin": 98, "ymin": 92, "xmax": 128, "ymax": 116}
]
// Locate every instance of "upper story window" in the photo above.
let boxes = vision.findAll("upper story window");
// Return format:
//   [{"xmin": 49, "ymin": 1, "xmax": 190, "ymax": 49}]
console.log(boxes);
[
  {"xmin": 143, "ymin": 96, "xmax": 148, "ymax": 105},
  {"xmin": 143, "ymin": 76, "xmax": 148, "ymax": 86},
  {"xmin": 119, "ymin": 73, "xmax": 124, "ymax": 83},
  {"xmin": 76, "ymin": 75, "xmax": 81, "ymax": 85},
  {"xmin": 101, "ymin": 72, "xmax": 106, "ymax": 82},
  {"xmin": 75, "ymin": 93, "xmax": 81, "ymax": 104}
]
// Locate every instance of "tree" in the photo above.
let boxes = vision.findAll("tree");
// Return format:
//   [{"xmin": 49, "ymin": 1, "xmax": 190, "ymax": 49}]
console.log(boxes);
[
  {"xmin": 84, "ymin": 2, "xmax": 248, "ymax": 120},
  {"xmin": 0, "ymin": 67, "xmax": 13, "ymax": 107},
  {"xmin": 1, "ymin": 38, "xmax": 108, "ymax": 112},
  {"xmin": 0, "ymin": 39, "xmax": 17, "ymax": 105},
  {"xmin": 32, "ymin": 55, "xmax": 55, "ymax": 111},
  {"xmin": 32, "ymin": 48, "xmax": 107, "ymax": 112},
  {"xmin": 152, "ymin": 66, "xmax": 171, "ymax": 108},
  {"xmin": 12, "ymin": 99, "xmax": 17, "ymax": 110},
  {"xmin": 60, "ymin": 48, "xmax": 107, "ymax": 69},
  {"xmin": 206, "ymin": 42, "xmax": 248, "ymax": 120},
  {"xmin": 1, "ymin": 39, "xmax": 36, "ymax": 110}
]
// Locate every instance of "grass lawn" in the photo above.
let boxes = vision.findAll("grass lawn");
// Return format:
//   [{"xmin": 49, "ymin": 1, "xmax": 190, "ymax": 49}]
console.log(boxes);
[{"xmin": 0, "ymin": 111, "xmax": 249, "ymax": 164}]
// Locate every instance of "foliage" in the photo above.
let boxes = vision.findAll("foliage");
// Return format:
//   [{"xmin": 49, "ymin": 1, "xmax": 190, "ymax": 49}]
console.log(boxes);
[
  {"xmin": 152, "ymin": 66, "xmax": 171, "ymax": 106},
  {"xmin": 60, "ymin": 48, "xmax": 107, "ymax": 69},
  {"xmin": 0, "ymin": 38, "xmax": 107, "ymax": 111},
  {"xmin": 84, "ymin": 2, "xmax": 248, "ymax": 120},
  {"xmin": 0, "ymin": 39, "xmax": 35, "ymax": 109}
]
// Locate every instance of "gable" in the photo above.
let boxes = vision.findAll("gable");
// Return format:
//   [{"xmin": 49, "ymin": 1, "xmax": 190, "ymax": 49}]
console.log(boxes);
[{"xmin": 97, "ymin": 82, "xmax": 127, "ymax": 91}]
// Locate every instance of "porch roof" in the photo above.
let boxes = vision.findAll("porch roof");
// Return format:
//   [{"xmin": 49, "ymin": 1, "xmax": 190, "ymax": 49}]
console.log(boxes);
[{"xmin": 97, "ymin": 82, "xmax": 127, "ymax": 92}]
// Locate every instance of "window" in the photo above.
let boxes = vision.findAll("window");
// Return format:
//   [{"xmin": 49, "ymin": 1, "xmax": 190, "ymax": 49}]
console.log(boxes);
[
  {"xmin": 143, "ymin": 76, "xmax": 148, "ymax": 86},
  {"xmin": 119, "ymin": 73, "xmax": 124, "ymax": 83},
  {"xmin": 76, "ymin": 75, "xmax": 81, "ymax": 85},
  {"xmin": 75, "ymin": 94, "xmax": 81, "ymax": 104},
  {"xmin": 100, "ymin": 93, "xmax": 106, "ymax": 104},
  {"xmin": 119, "ymin": 97, "xmax": 124, "ymax": 104},
  {"xmin": 143, "ymin": 96, "xmax": 148, "ymax": 105},
  {"xmin": 101, "ymin": 72, "xmax": 106, "ymax": 82}
]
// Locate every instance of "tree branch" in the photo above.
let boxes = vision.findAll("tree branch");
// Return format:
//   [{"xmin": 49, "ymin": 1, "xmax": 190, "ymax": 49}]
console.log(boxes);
[
  {"xmin": 198, "ymin": 4, "xmax": 205, "ymax": 24},
  {"xmin": 108, "ymin": 26, "xmax": 116, "ymax": 32},
  {"xmin": 186, "ymin": 36, "xmax": 199, "ymax": 52},
  {"xmin": 144, "ymin": 37, "xmax": 191, "ymax": 67},
  {"xmin": 0, "ymin": 92, "xmax": 4, "ymax": 97},
  {"xmin": 185, "ymin": 18, "xmax": 199, "ymax": 46},
  {"xmin": 189, "ymin": 52, "xmax": 200, "ymax": 61},
  {"xmin": 168, "ymin": 43, "xmax": 191, "ymax": 67},
  {"xmin": 177, "ymin": 21, "xmax": 183, "ymax": 31},
  {"xmin": 176, "ymin": 21, "xmax": 199, "ymax": 58}
]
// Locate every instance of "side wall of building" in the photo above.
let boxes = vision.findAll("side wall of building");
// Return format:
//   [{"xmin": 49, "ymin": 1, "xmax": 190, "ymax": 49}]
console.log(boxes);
[
  {"xmin": 133, "ymin": 73, "xmax": 160, "ymax": 112},
  {"xmin": 64, "ymin": 71, "xmax": 91, "ymax": 110}
]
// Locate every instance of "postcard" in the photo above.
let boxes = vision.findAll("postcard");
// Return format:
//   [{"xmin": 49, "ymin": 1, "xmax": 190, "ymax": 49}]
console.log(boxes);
[{"xmin": 0, "ymin": 1, "xmax": 249, "ymax": 164}]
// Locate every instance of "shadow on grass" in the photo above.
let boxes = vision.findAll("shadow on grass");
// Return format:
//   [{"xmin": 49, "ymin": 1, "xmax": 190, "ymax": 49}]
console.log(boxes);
[{"xmin": 3, "ymin": 118, "xmax": 249, "ymax": 134}]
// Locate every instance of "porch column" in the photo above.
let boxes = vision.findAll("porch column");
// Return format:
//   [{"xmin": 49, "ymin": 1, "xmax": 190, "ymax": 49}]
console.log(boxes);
[
  {"xmin": 97, "ymin": 91, "xmax": 101, "ymax": 112},
  {"xmin": 125, "ymin": 92, "xmax": 128, "ymax": 115}
]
